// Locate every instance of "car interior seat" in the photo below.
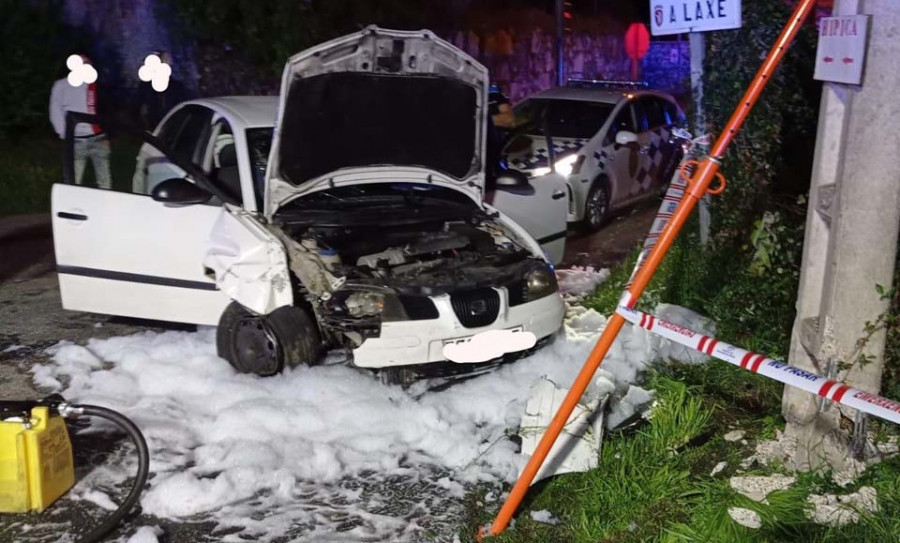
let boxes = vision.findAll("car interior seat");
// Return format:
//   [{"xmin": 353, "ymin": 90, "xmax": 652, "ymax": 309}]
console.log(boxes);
[{"xmin": 213, "ymin": 137, "xmax": 241, "ymax": 202}]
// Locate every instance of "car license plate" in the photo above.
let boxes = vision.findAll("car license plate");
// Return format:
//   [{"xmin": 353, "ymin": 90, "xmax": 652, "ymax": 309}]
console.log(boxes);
[{"xmin": 443, "ymin": 326, "xmax": 524, "ymax": 347}]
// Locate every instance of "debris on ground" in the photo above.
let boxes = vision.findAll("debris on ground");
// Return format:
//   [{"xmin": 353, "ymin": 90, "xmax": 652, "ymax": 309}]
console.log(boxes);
[
  {"xmin": 710, "ymin": 461, "xmax": 728, "ymax": 476},
  {"xmin": 745, "ymin": 429, "xmax": 898, "ymax": 487},
  {"xmin": 730, "ymin": 474, "xmax": 796, "ymax": 502},
  {"xmin": 723, "ymin": 429, "xmax": 745, "ymax": 442},
  {"xmin": 519, "ymin": 377, "xmax": 608, "ymax": 481},
  {"xmin": 24, "ymin": 268, "xmax": 715, "ymax": 541},
  {"xmin": 727, "ymin": 507, "xmax": 762, "ymax": 529},
  {"xmin": 529, "ymin": 509, "xmax": 561, "ymax": 525},
  {"xmin": 807, "ymin": 486, "xmax": 878, "ymax": 527},
  {"xmin": 555, "ymin": 267, "xmax": 610, "ymax": 299},
  {"xmin": 125, "ymin": 526, "xmax": 163, "ymax": 543}
]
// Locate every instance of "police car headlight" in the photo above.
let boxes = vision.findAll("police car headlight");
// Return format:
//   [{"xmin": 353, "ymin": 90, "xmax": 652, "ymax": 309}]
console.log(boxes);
[
  {"xmin": 555, "ymin": 154, "xmax": 580, "ymax": 177},
  {"xmin": 524, "ymin": 265, "xmax": 558, "ymax": 301}
]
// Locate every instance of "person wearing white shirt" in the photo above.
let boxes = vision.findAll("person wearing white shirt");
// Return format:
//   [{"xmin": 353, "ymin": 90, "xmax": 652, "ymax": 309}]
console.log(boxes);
[{"xmin": 49, "ymin": 55, "xmax": 111, "ymax": 189}]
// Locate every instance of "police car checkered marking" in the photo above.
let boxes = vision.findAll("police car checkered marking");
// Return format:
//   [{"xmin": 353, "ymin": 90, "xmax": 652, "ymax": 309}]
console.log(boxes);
[
  {"xmin": 630, "ymin": 127, "xmax": 672, "ymax": 196},
  {"xmin": 506, "ymin": 138, "xmax": 589, "ymax": 171}
]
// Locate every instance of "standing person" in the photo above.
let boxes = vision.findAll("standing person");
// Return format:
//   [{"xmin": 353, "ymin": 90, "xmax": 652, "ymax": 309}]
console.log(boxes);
[
  {"xmin": 488, "ymin": 83, "xmax": 515, "ymax": 129},
  {"xmin": 49, "ymin": 54, "xmax": 111, "ymax": 189},
  {"xmin": 138, "ymin": 51, "xmax": 186, "ymax": 132}
]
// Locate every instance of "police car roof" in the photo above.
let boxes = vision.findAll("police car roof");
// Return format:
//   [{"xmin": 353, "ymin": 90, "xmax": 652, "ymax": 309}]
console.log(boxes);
[{"xmin": 522, "ymin": 87, "xmax": 671, "ymax": 104}]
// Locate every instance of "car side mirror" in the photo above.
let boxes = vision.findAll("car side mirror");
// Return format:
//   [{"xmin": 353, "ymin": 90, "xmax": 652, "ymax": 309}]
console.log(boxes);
[
  {"xmin": 151, "ymin": 178, "xmax": 212, "ymax": 206},
  {"xmin": 615, "ymin": 131, "xmax": 639, "ymax": 146},
  {"xmin": 495, "ymin": 169, "xmax": 535, "ymax": 196}
]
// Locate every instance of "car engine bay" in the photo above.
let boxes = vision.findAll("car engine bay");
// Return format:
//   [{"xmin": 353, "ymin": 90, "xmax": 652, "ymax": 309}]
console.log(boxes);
[{"xmin": 266, "ymin": 185, "xmax": 557, "ymax": 348}]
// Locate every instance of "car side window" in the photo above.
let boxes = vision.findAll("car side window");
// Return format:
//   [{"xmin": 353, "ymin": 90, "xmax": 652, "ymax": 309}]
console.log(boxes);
[
  {"xmin": 204, "ymin": 120, "xmax": 243, "ymax": 204},
  {"xmin": 133, "ymin": 105, "xmax": 216, "ymax": 198},
  {"xmin": 171, "ymin": 106, "xmax": 214, "ymax": 166},
  {"xmin": 641, "ymin": 97, "xmax": 667, "ymax": 130},
  {"xmin": 662, "ymin": 100, "xmax": 684, "ymax": 126},
  {"xmin": 606, "ymin": 103, "xmax": 636, "ymax": 145},
  {"xmin": 156, "ymin": 107, "xmax": 190, "ymax": 148}
]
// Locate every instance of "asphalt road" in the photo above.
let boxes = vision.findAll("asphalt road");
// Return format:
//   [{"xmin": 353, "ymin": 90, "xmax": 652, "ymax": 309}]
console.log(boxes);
[{"xmin": 0, "ymin": 203, "xmax": 656, "ymax": 542}]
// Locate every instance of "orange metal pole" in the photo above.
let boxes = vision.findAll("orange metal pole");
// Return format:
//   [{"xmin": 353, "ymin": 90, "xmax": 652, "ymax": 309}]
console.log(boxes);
[{"xmin": 479, "ymin": 1, "xmax": 817, "ymax": 539}]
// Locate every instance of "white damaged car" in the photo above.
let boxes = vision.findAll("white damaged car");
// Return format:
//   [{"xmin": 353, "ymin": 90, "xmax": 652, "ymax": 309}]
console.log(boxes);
[{"xmin": 52, "ymin": 27, "xmax": 567, "ymax": 382}]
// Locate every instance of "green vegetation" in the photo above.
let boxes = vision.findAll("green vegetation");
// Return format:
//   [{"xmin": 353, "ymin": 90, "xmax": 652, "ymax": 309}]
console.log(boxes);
[
  {"xmin": 586, "ymin": 0, "xmax": 817, "ymax": 360},
  {"xmin": 462, "ymin": 2, "xmax": 866, "ymax": 540},
  {"xmin": 167, "ymin": 0, "xmax": 450, "ymax": 73},
  {"xmin": 0, "ymin": 135, "xmax": 141, "ymax": 216},
  {"xmin": 464, "ymin": 364, "xmax": 900, "ymax": 543},
  {"xmin": 0, "ymin": 1, "xmax": 82, "ymax": 142}
]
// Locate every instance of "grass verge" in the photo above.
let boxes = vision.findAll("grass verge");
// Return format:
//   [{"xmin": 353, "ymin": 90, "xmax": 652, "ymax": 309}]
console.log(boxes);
[{"xmin": 462, "ymin": 360, "xmax": 900, "ymax": 542}]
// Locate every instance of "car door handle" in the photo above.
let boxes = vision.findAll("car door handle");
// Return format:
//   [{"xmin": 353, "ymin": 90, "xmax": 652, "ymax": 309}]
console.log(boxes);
[
  {"xmin": 552, "ymin": 190, "xmax": 566, "ymax": 200},
  {"xmin": 57, "ymin": 211, "xmax": 88, "ymax": 221}
]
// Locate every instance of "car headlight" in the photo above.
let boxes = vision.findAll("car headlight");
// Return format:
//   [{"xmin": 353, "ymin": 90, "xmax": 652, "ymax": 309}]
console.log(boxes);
[
  {"xmin": 554, "ymin": 153, "xmax": 580, "ymax": 177},
  {"xmin": 523, "ymin": 265, "xmax": 558, "ymax": 301},
  {"xmin": 345, "ymin": 292, "xmax": 385, "ymax": 317},
  {"xmin": 530, "ymin": 154, "xmax": 582, "ymax": 178}
]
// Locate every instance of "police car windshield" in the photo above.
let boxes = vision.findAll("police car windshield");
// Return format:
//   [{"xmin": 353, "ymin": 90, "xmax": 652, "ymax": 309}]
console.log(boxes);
[
  {"xmin": 277, "ymin": 73, "xmax": 478, "ymax": 184},
  {"xmin": 514, "ymin": 99, "xmax": 614, "ymax": 139}
]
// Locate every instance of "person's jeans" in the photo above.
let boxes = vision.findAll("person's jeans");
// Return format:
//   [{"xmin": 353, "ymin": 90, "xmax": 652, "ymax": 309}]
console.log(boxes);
[{"xmin": 74, "ymin": 134, "xmax": 111, "ymax": 189}]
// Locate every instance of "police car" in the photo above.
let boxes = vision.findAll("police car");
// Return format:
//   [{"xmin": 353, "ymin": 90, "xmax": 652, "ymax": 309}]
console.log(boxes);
[
  {"xmin": 51, "ymin": 27, "xmax": 567, "ymax": 383},
  {"xmin": 505, "ymin": 82, "xmax": 686, "ymax": 231}
]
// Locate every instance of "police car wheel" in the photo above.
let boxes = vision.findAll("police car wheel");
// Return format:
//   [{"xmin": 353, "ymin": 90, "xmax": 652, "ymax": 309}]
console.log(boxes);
[
  {"xmin": 217, "ymin": 302, "xmax": 321, "ymax": 376},
  {"xmin": 582, "ymin": 180, "xmax": 610, "ymax": 232}
]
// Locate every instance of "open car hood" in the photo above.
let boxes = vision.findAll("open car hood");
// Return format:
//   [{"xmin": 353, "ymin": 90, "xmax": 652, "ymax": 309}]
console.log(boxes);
[{"xmin": 265, "ymin": 27, "xmax": 489, "ymax": 219}]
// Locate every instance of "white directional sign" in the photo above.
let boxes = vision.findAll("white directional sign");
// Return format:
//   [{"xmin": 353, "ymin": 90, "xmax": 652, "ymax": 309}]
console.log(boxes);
[
  {"xmin": 650, "ymin": 0, "xmax": 742, "ymax": 36},
  {"xmin": 814, "ymin": 15, "xmax": 870, "ymax": 85}
]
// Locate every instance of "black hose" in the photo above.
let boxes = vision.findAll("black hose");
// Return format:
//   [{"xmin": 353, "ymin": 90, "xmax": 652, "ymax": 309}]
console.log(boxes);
[{"xmin": 73, "ymin": 404, "xmax": 150, "ymax": 543}]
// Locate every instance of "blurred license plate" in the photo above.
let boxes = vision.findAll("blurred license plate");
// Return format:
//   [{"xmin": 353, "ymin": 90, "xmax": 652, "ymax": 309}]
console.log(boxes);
[{"xmin": 443, "ymin": 326, "xmax": 524, "ymax": 346}]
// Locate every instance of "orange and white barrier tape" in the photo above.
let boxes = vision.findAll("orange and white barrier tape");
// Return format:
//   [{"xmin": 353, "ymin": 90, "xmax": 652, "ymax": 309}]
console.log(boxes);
[
  {"xmin": 625, "ymin": 131, "xmax": 708, "ymax": 290},
  {"xmin": 616, "ymin": 305, "xmax": 900, "ymax": 426}
]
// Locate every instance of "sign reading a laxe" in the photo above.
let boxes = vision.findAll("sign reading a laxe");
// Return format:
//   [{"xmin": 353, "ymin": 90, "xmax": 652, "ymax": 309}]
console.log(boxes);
[
  {"xmin": 814, "ymin": 15, "xmax": 870, "ymax": 85},
  {"xmin": 650, "ymin": 0, "xmax": 742, "ymax": 36}
]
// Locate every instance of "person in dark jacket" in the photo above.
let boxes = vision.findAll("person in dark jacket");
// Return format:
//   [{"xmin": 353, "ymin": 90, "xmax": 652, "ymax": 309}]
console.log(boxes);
[{"xmin": 138, "ymin": 51, "xmax": 187, "ymax": 131}]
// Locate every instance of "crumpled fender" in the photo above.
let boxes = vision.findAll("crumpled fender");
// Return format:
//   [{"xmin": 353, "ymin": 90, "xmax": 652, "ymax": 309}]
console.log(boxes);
[{"xmin": 202, "ymin": 207, "xmax": 293, "ymax": 315}]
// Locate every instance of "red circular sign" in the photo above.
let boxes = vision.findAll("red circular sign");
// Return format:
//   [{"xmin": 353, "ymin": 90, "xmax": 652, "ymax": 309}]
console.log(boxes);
[{"xmin": 625, "ymin": 23, "xmax": 651, "ymax": 60}]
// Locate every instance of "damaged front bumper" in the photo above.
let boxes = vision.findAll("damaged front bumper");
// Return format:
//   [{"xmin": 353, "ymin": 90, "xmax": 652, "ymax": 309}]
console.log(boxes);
[{"xmin": 351, "ymin": 289, "xmax": 565, "ymax": 368}]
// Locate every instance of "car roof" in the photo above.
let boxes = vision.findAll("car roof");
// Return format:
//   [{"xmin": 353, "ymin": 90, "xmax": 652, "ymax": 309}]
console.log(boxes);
[
  {"xmin": 187, "ymin": 96, "xmax": 278, "ymax": 128},
  {"xmin": 520, "ymin": 87, "xmax": 677, "ymax": 105}
]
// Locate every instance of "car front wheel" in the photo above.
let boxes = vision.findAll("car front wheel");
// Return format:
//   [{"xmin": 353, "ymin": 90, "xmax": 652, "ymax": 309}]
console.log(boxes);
[
  {"xmin": 216, "ymin": 302, "xmax": 321, "ymax": 376},
  {"xmin": 582, "ymin": 179, "xmax": 610, "ymax": 232}
]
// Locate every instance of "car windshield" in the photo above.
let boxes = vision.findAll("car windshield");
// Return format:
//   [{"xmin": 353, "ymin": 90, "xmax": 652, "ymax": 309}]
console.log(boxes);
[
  {"xmin": 514, "ymin": 98, "xmax": 615, "ymax": 139},
  {"xmin": 277, "ymin": 73, "xmax": 478, "ymax": 184}
]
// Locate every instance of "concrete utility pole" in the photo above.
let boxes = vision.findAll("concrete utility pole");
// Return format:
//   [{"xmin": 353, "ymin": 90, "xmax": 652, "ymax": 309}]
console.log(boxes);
[
  {"xmin": 783, "ymin": 0, "xmax": 900, "ymax": 473},
  {"xmin": 689, "ymin": 32, "xmax": 711, "ymax": 245}
]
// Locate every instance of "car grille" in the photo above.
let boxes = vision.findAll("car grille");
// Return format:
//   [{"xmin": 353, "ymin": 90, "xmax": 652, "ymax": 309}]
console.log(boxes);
[
  {"xmin": 398, "ymin": 295, "xmax": 439, "ymax": 320},
  {"xmin": 450, "ymin": 288, "xmax": 500, "ymax": 328}
]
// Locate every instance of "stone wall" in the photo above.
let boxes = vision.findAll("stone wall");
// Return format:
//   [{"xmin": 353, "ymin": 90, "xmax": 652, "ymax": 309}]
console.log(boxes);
[
  {"xmin": 642, "ymin": 41, "xmax": 691, "ymax": 100},
  {"xmin": 447, "ymin": 27, "xmax": 690, "ymax": 104},
  {"xmin": 59, "ymin": 1, "xmax": 690, "ymax": 106}
]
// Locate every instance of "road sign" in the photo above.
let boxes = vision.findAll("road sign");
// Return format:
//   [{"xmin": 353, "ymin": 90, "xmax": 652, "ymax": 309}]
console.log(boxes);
[
  {"xmin": 625, "ymin": 23, "xmax": 651, "ymax": 81},
  {"xmin": 814, "ymin": 15, "xmax": 869, "ymax": 85},
  {"xmin": 650, "ymin": 0, "xmax": 742, "ymax": 36},
  {"xmin": 625, "ymin": 23, "xmax": 651, "ymax": 60}
]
